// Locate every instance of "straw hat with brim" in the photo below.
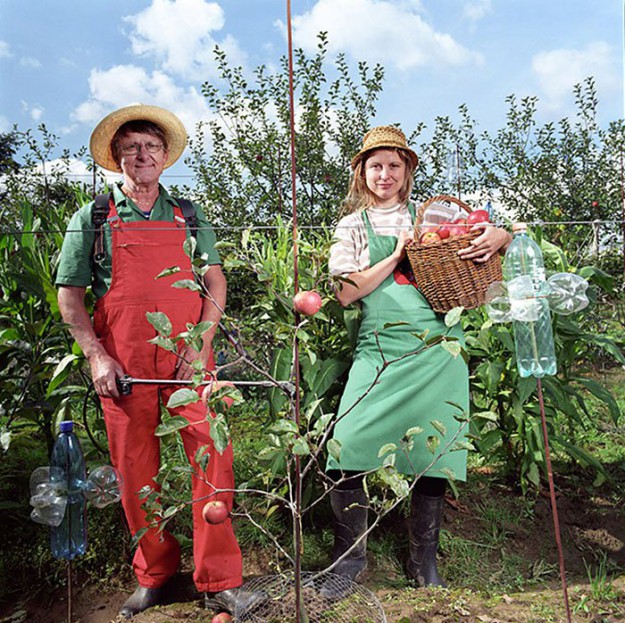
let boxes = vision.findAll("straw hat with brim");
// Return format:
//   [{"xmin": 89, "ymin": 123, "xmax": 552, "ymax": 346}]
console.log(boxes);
[
  {"xmin": 351, "ymin": 125, "xmax": 419, "ymax": 170},
  {"xmin": 89, "ymin": 104, "xmax": 188, "ymax": 173}
]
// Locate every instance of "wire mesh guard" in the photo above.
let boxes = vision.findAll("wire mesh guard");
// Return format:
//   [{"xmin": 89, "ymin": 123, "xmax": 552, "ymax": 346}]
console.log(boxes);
[{"xmin": 234, "ymin": 572, "xmax": 386, "ymax": 623}]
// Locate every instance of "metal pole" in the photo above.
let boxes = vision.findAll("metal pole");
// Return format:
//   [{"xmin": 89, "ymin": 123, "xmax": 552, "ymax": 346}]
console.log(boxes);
[
  {"xmin": 285, "ymin": 2, "xmax": 304, "ymax": 622},
  {"xmin": 537, "ymin": 379, "xmax": 572, "ymax": 623}
]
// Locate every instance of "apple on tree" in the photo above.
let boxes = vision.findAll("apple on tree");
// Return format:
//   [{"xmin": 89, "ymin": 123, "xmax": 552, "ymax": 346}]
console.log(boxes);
[
  {"xmin": 293, "ymin": 290, "xmax": 322, "ymax": 316},
  {"xmin": 202, "ymin": 500, "xmax": 229, "ymax": 525}
]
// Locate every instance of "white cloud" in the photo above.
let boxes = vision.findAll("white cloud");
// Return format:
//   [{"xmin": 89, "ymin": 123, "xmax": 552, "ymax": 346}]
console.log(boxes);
[
  {"xmin": 0, "ymin": 40, "xmax": 11, "ymax": 58},
  {"xmin": 288, "ymin": 0, "xmax": 482, "ymax": 71},
  {"xmin": 30, "ymin": 106, "xmax": 44, "ymax": 121},
  {"xmin": 463, "ymin": 0, "xmax": 492, "ymax": 21},
  {"xmin": 123, "ymin": 0, "xmax": 247, "ymax": 81},
  {"xmin": 532, "ymin": 42, "xmax": 619, "ymax": 111},
  {"xmin": 71, "ymin": 64, "xmax": 215, "ymax": 141},
  {"xmin": 20, "ymin": 101, "xmax": 45, "ymax": 122},
  {"xmin": 19, "ymin": 56, "xmax": 42, "ymax": 68}
]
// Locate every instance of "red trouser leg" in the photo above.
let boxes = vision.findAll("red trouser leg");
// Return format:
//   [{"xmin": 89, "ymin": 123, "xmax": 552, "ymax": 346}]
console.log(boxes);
[
  {"xmin": 163, "ymin": 387, "xmax": 243, "ymax": 593},
  {"xmin": 102, "ymin": 386, "xmax": 180, "ymax": 588}
]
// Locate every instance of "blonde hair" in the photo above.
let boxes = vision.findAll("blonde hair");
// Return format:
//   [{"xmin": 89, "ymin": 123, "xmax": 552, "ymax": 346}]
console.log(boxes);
[{"xmin": 341, "ymin": 148, "xmax": 416, "ymax": 216}]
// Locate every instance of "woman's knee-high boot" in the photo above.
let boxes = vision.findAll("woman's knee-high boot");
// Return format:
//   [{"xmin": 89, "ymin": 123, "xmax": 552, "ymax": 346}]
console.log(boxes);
[
  {"xmin": 329, "ymin": 487, "xmax": 368, "ymax": 580},
  {"xmin": 407, "ymin": 490, "xmax": 447, "ymax": 587}
]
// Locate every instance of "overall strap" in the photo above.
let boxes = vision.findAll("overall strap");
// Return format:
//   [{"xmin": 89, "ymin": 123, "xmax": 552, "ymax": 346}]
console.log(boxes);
[
  {"xmin": 92, "ymin": 193, "xmax": 113, "ymax": 264},
  {"xmin": 174, "ymin": 197, "xmax": 198, "ymax": 237}
]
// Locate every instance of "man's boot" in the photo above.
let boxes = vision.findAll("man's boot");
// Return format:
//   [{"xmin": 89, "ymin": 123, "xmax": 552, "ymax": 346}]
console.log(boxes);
[
  {"xmin": 319, "ymin": 487, "xmax": 368, "ymax": 598},
  {"xmin": 204, "ymin": 587, "xmax": 267, "ymax": 616},
  {"xmin": 119, "ymin": 585, "xmax": 163, "ymax": 619},
  {"xmin": 406, "ymin": 490, "xmax": 447, "ymax": 588}
]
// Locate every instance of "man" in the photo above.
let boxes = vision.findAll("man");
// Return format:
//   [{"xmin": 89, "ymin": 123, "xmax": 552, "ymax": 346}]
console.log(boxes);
[{"xmin": 56, "ymin": 104, "xmax": 242, "ymax": 618}]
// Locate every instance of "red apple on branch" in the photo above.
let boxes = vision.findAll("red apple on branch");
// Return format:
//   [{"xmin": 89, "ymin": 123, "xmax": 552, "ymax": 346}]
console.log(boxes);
[
  {"xmin": 293, "ymin": 290, "xmax": 322, "ymax": 316},
  {"xmin": 202, "ymin": 500, "xmax": 229, "ymax": 525}
]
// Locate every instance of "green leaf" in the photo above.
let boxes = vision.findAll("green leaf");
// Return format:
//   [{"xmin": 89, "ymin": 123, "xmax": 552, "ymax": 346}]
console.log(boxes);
[
  {"xmin": 377, "ymin": 442, "xmax": 397, "ymax": 457},
  {"xmin": 183, "ymin": 235, "xmax": 197, "ymax": 258},
  {"xmin": 426, "ymin": 435, "xmax": 440, "ymax": 454},
  {"xmin": 573, "ymin": 376, "xmax": 621, "ymax": 423},
  {"xmin": 166, "ymin": 388, "xmax": 201, "ymax": 409},
  {"xmin": 404, "ymin": 426, "xmax": 424, "ymax": 438},
  {"xmin": 155, "ymin": 416, "xmax": 190, "ymax": 436},
  {"xmin": 155, "ymin": 266, "xmax": 181, "ymax": 279},
  {"xmin": 441, "ymin": 340, "xmax": 462, "ymax": 358},
  {"xmin": 292, "ymin": 437, "xmax": 310, "ymax": 455},
  {"xmin": 430, "ymin": 420, "xmax": 447, "ymax": 437},
  {"xmin": 147, "ymin": 335, "xmax": 177, "ymax": 352},
  {"xmin": 210, "ymin": 413, "xmax": 230, "ymax": 454},
  {"xmin": 327, "ymin": 439, "xmax": 342, "ymax": 462},
  {"xmin": 146, "ymin": 311, "xmax": 172, "ymax": 337},
  {"xmin": 172, "ymin": 279, "xmax": 202, "ymax": 292},
  {"xmin": 46, "ymin": 354, "xmax": 79, "ymax": 397},
  {"xmin": 445, "ymin": 306, "xmax": 464, "ymax": 327}
]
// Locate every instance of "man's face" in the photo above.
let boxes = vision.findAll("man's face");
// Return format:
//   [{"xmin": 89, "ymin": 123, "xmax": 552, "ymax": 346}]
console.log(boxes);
[{"xmin": 117, "ymin": 131, "xmax": 169, "ymax": 186}]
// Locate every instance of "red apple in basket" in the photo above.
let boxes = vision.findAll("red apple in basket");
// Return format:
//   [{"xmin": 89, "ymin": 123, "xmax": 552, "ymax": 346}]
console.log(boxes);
[
  {"xmin": 438, "ymin": 222, "xmax": 452, "ymax": 239},
  {"xmin": 419, "ymin": 231, "xmax": 442, "ymax": 245},
  {"xmin": 466, "ymin": 209, "xmax": 490, "ymax": 225},
  {"xmin": 449, "ymin": 218, "xmax": 469, "ymax": 237},
  {"xmin": 202, "ymin": 500, "xmax": 229, "ymax": 525},
  {"xmin": 293, "ymin": 290, "xmax": 322, "ymax": 316}
]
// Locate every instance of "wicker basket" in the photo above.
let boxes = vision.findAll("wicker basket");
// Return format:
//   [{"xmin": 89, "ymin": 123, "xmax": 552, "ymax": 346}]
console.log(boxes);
[{"xmin": 405, "ymin": 195, "xmax": 503, "ymax": 313}]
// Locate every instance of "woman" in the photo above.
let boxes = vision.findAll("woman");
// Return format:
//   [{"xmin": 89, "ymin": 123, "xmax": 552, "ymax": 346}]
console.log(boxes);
[{"xmin": 326, "ymin": 126, "xmax": 511, "ymax": 587}]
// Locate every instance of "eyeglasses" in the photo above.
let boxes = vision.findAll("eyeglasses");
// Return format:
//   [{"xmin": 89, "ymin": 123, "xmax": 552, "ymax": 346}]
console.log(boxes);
[{"xmin": 119, "ymin": 142, "xmax": 164, "ymax": 156}]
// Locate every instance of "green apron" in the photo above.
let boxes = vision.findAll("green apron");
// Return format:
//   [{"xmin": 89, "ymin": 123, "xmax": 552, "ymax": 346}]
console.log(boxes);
[{"xmin": 327, "ymin": 204, "xmax": 469, "ymax": 480}]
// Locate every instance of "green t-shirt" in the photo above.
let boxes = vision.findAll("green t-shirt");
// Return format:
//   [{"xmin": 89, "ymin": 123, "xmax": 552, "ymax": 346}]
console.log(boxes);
[{"xmin": 56, "ymin": 184, "xmax": 221, "ymax": 300}]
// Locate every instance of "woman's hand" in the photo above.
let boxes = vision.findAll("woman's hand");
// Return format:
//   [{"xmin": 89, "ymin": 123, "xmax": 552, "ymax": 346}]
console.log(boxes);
[
  {"xmin": 392, "ymin": 230, "xmax": 413, "ymax": 262},
  {"xmin": 457, "ymin": 224, "xmax": 512, "ymax": 263}
]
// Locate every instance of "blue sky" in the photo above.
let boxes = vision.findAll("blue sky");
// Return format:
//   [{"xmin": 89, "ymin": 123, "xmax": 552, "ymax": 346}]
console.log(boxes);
[{"xmin": 1, "ymin": 0, "xmax": 623, "ymax": 182}]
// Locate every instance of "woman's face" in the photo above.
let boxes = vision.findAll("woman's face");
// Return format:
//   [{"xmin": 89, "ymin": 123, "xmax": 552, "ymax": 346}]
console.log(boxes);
[{"xmin": 364, "ymin": 148, "xmax": 407, "ymax": 208}]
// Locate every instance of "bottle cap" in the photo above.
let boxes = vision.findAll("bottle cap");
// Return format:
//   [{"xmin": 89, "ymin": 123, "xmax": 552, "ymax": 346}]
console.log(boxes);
[
  {"xmin": 59, "ymin": 421, "xmax": 74, "ymax": 433},
  {"xmin": 512, "ymin": 222, "xmax": 527, "ymax": 233}
]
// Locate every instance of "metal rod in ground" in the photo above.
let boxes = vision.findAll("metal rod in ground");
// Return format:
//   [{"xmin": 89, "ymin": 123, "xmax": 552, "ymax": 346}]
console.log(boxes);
[
  {"xmin": 67, "ymin": 560, "xmax": 72, "ymax": 623},
  {"xmin": 537, "ymin": 378, "xmax": 572, "ymax": 623}
]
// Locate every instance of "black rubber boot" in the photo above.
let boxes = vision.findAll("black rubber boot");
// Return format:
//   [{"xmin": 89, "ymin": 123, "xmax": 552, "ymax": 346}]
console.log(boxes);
[
  {"xmin": 319, "ymin": 487, "xmax": 368, "ymax": 599},
  {"xmin": 119, "ymin": 585, "xmax": 163, "ymax": 619},
  {"xmin": 407, "ymin": 490, "xmax": 447, "ymax": 588},
  {"xmin": 204, "ymin": 587, "xmax": 267, "ymax": 616}
]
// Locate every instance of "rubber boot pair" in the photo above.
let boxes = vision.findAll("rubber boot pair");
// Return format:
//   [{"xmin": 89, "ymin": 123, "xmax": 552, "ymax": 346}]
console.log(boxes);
[
  {"xmin": 320, "ymin": 487, "xmax": 368, "ymax": 599},
  {"xmin": 406, "ymin": 490, "xmax": 446, "ymax": 587}
]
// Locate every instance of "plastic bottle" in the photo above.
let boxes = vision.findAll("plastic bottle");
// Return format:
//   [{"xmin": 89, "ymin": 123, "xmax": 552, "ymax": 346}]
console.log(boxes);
[
  {"xmin": 503, "ymin": 223, "xmax": 557, "ymax": 378},
  {"xmin": 50, "ymin": 421, "xmax": 87, "ymax": 560}
]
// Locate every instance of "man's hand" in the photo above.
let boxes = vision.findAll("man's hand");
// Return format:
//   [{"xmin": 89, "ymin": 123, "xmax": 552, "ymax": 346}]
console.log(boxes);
[
  {"xmin": 89, "ymin": 352, "xmax": 126, "ymax": 398},
  {"xmin": 58, "ymin": 286, "xmax": 126, "ymax": 398},
  {"xmin": 175, "ymin": 344, "xmax": 208, "ymax": 381}
]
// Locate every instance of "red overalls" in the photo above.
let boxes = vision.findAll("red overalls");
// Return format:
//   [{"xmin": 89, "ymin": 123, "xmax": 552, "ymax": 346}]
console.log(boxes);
[{"xmin": 93, "ymin": 200, "xmax": 242, "ymax": 592}]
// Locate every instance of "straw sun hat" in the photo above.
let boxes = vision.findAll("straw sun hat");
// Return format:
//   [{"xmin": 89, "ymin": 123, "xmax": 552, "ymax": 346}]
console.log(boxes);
[
  {"xmin": 89, "ymin": 104, "xmax": 188, "ymax": 172},
  {"xmin": 351, "ymin": 125, "xmax": 419, "ymax": 170}
]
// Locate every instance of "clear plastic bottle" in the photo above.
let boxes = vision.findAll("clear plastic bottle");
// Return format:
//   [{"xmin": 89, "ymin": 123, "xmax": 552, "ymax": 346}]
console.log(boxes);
[
  {"xmin": 50, "ymin": 421, "xmax": 87, "ymax": 560},
  {"xmin": 503, "ymin": 223, "xmax": 557, "ymax": 378}
]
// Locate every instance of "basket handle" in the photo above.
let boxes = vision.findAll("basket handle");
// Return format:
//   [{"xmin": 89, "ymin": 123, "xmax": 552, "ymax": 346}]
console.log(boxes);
[{"xmin": 414, "ymin": 194, "xmax": 473, "ymax": 234}]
